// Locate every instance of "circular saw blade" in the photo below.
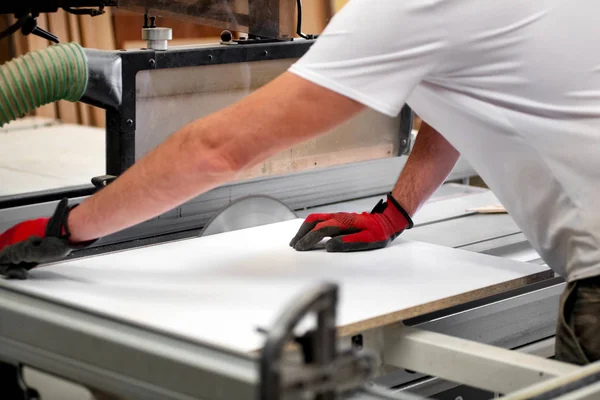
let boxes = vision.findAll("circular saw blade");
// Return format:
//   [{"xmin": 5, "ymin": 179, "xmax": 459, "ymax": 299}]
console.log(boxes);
[{"xmin": 200, "ymin": 195, "xmax": 297, "ymax": 237}]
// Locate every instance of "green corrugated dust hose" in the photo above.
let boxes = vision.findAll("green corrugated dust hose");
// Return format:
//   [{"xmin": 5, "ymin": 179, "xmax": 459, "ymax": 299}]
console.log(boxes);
[{"xmin": 0, "ymin": 42, "xmax": 88, "ymax": 127}]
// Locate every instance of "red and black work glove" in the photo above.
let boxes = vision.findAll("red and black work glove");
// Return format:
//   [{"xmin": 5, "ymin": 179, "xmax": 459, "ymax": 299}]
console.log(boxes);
[
  {"xmin": 0, "ymin": 199, "xmax": 86, "ymax": 280},
  {"xmin": 290, "ymin": 194, "xmax": 414, "ymax": 252}
]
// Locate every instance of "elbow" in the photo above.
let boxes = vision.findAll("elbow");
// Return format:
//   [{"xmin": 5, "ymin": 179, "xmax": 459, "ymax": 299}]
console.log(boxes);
[
  {"xmin": 178, "ymin": 126, "xmax": 246, "ymax": 182},
  {"xmin": 200, "ymin": 148, "xmax": 244, "ymax": 183}
]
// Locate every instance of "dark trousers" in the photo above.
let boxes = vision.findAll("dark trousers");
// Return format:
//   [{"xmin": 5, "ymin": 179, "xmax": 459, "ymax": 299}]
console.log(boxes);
[{"xmin": 555, "ymin": 276, "xmax": 600, "ymax": 365}]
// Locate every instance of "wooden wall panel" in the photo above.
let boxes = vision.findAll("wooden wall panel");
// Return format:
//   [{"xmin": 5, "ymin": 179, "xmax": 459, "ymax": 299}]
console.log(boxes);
[
  {"xmin": 297, "ymin": 0, "xmax": 332, "ymax": 35},
  {"xmin": 0, "ymin": 16, "xmax": 12, "ymax": 65},
  {"xmin": 112, "ymin": 10, "xmax": 223, "ymax": 50}
]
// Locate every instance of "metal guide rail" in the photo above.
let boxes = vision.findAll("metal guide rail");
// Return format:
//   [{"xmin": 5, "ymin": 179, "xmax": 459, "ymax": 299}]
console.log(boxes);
[
  {"xmin": 0, "ymin": 281, "xmax": 400, "ymax": 400},
  {"xmin": 1, "ymin": 280, "xmax": 599, "ymax": 399}
]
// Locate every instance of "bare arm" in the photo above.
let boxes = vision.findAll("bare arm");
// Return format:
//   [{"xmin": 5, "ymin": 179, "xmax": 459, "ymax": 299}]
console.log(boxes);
[
  {"xmin": 68, "ymin": 73, "xmax": 364, "ymax": 242},
  {"xmin": 391, "ymin": 122, "xmax": 460, "ymax": 216}
]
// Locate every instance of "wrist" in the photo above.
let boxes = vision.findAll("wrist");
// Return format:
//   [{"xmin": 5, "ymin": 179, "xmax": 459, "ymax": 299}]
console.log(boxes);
[
  {"xmin": 62, "ymin": 201, "xmax": 99, "ymax": 246},
  {"xmin": 390, "ymin": 189, "xmax": 420, "ymax": 216},
  {"xmin": 385, "ymin": 194, "xmax": 414, "ymax": 230},
  {"xmin": 66, "ymin": 205, "xmax": 88, "ymax": 243}
]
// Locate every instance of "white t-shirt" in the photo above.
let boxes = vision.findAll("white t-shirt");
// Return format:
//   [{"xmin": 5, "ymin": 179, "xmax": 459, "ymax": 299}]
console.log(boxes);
[{"xmin": 289, "ymin": 0, "xmax": 600, "ymax": 282}]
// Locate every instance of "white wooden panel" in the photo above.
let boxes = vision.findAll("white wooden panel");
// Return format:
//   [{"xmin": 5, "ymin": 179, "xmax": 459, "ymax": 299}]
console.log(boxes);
[{"xmin": 1, "ymin": 219, "xmax": 549, "ymax": 353}]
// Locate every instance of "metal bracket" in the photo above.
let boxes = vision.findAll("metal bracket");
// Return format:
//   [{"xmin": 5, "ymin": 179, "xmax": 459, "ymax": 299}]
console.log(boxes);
[
  {"xmin": 91, "ymin": 175, "xmax": 117, "ymax": 189},
  {"xmin": 0, "ymin": 362, "xmax": 40, "ymax": 400},
  {"xmin": 383, "ymin": 325, "xmax": 578, "ymax": 394},
  {"xmin": 260, "ymin": 283, "xmax": 376, "ymax": 400},
  {"xmin": 398, "ymin": 105, "xmax": 413, "ymax": 156},
  {"xmin": 142, "ymin": 27, "xmax": 172, "ymax": 51},
  {"xmin": 0, "ymin": 2, "xmax": 114, "ymax": 42}
]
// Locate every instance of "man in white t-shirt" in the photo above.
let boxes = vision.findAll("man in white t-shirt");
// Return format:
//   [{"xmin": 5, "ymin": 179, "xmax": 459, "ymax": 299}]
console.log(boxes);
[{"xmin": 1, "ymin": 0, "xmax": 598, "ymax": 365}]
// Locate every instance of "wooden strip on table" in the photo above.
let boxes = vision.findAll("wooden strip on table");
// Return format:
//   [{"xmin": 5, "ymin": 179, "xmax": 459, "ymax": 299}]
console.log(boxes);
[{"xmin": 466, "ymin": 204, "xmax": 508, "ymax": 214}]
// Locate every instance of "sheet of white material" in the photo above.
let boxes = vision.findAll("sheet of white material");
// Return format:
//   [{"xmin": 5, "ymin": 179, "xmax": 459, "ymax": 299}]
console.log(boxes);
[
  {"xmin": 0, "ymin": 119, "xmax": 105, "ymax": 196},
  {"xmin": 0, "ymin": 219, "xmax": 549, "ymax": 354}
]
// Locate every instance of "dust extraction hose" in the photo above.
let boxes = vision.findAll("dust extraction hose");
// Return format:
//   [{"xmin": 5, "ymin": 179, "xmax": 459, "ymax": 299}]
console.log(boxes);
[{"xmin": 0, "ymin": 42, "xmax": 88, "ymax": 127}]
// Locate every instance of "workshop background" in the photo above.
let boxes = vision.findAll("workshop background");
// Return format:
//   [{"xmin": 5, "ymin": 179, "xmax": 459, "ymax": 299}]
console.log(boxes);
[{"xmin": 0, "ymin": 0, "xmax": 426, "ymax": 130}]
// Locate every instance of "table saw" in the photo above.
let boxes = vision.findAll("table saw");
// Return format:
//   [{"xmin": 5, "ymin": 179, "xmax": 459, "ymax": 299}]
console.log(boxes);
[
  {"xmin": 2, "ymin": 1, "xmax": 600, "ymax": 399},
  {"xmin": 0, "ymin": 177, "xmax": 577, "ymax": 400}
]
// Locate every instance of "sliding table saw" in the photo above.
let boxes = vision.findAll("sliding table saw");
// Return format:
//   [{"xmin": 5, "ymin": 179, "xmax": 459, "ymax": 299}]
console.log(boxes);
[
  {"xmin": 2, "ymin": 1, "xmax": 600, "ymax": 399},
  {"xmin": 0, "ymin": 181, "xmax": 588, "ymax": 400}
]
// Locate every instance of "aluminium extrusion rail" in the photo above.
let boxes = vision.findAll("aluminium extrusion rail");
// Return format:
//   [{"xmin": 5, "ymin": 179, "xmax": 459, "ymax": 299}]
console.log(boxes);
[
  {"xmin": 0, "ymin": 281, "xmax": 416, "ymax": 400},
  {"xmin": 0, "ymin": 284, "xmax": 257, "ymax": 400}
]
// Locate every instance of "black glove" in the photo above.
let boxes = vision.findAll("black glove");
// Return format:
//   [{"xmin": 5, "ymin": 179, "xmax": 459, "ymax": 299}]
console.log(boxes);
[{"xmin": 0, "ymin": 199, "xmax": 88, "ymax": 279}]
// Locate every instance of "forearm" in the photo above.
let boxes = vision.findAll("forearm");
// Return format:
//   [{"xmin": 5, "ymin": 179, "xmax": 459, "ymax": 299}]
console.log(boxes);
[
  {"xmin": 391, "ymin": 122, "xmax": 460, "ymax": 216},
  {"xmin": 67, "ymin": 120, "xmax": 235, "ymax": 242},
  {"xmin": 67, "ymin": 73, "xmax": 363, "ymax": 242}
]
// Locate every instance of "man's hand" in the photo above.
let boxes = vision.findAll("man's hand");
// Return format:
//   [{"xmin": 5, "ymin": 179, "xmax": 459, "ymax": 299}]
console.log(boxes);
[
  {"xmin": 290, "ymin": 194, "xmax": 414, "ymax": 252},
  {"xmin": 0, "ymin": 199, "xmax": 86, "ymax": 279}
]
